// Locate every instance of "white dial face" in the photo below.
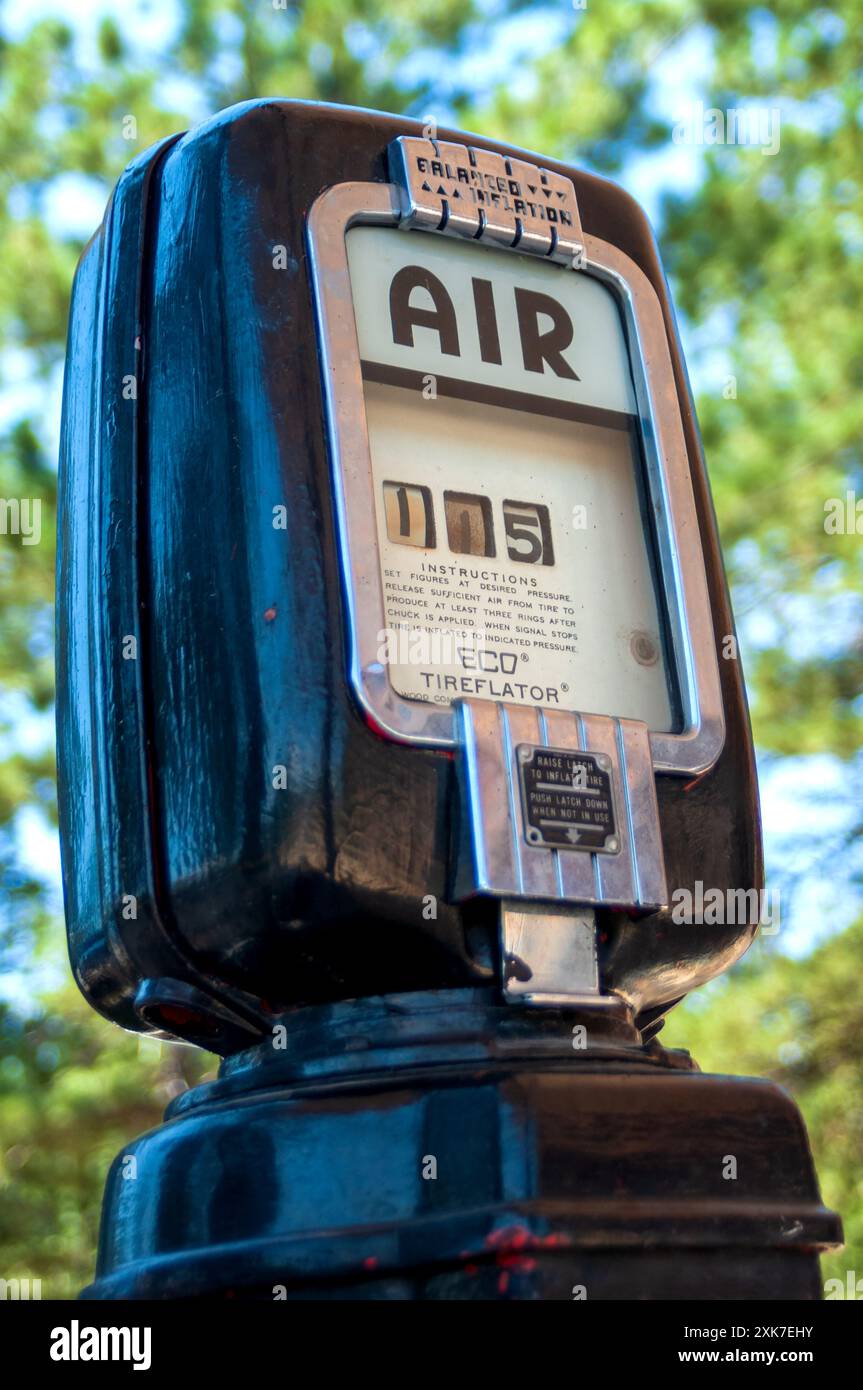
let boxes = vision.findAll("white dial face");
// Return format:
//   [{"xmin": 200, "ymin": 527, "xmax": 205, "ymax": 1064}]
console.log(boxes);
[{"xmin": 345, "ymin": 225, "xmax": 678, "ymax": 733}]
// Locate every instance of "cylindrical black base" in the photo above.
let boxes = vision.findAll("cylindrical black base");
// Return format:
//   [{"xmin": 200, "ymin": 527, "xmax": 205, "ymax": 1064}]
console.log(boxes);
[{"xmin": 84, "ymin": 990, "xmax": 841, "ymax": 1300}]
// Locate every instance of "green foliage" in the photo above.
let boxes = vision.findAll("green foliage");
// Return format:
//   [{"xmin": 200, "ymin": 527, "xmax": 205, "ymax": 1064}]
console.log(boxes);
[
  {"xmin": 0, "ymin": 985, "xmax": 216, "ymax": 1297},
  {"xmin": 664, "ymin": 921, "xmax": 863, "ymax": 1286},
  {"xmin": 172, "ymin": 0, "xmax": 503, "ymax": 114},
  {"xmin": 0, "ymin": 0, "xmax": 860, "ymax": 1293}
]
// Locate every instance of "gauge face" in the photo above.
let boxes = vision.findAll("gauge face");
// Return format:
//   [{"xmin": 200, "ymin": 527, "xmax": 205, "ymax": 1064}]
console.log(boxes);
[{"xmin": 345, "ymin": 225, "xmax": 679, "ymax": 733}]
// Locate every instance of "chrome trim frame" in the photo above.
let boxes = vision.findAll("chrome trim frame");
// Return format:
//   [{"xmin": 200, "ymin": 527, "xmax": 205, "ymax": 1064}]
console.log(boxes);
[{"xmin": 306, "ymin": 180, "xmax": 725, "ymax": 777}]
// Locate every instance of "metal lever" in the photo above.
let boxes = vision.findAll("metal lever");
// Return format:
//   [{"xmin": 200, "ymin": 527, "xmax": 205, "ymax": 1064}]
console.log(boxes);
[{"xmin": 500, "ymin": 903, "xmax": 602, "ymax": 1007}]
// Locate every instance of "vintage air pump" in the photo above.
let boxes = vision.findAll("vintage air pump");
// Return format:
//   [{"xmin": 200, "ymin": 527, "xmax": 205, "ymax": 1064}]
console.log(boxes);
[{"xmin": 57, "ymin": 100, "xmax": 841, "ymax": 1299}]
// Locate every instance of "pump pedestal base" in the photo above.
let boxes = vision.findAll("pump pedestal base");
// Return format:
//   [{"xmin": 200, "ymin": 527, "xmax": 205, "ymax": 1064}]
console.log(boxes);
[{"xmin": 83, "ymin": 989, "xmax": 841, "ymax": 1300}]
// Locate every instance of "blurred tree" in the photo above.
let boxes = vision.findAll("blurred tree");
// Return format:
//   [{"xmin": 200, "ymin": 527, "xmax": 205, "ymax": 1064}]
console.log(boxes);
[
  {"xmin": 0, "ymin": 0, "xmax": 859, "ymax": 1292},
  {"xmin": 664, "ymin": 919, "xmax": 863, "ymax": 1288},
  {"xmin": 0, "ymin": 984, "xmax": 214, "ymax": 1297}
]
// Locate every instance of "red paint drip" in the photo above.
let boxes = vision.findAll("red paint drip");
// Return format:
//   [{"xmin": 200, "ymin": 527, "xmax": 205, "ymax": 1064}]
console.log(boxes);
[{"xmin": 483, "ymin": 1223, "xmax": 572, "ymax": 1283}]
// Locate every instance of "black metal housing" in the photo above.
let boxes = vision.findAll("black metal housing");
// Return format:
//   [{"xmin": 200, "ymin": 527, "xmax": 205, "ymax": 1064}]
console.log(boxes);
[{"xmin": 57, "ymin": 101, "xmax": 762, "ymax": 1049}]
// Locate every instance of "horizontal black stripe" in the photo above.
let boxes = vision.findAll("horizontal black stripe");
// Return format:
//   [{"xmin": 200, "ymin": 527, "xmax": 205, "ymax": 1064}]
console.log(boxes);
[{"xmin": 360, "ymin": 360, "xmax": 636, "ymax": 433}]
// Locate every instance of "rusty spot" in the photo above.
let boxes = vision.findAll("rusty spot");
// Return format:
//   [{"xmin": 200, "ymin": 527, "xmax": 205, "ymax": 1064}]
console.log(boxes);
[
  {"xmin": 630, "ymin": 630, "xmax": 659, "ymax": 666},
  {"xmin": 263, "ymin": 606, "xmax": 277, "ymax": 623}
]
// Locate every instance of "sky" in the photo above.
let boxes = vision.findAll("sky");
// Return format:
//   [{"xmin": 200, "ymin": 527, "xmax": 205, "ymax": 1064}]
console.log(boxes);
[{"xmin": 2, "ymin": 0, "xmax": 859, "ymax": 993}]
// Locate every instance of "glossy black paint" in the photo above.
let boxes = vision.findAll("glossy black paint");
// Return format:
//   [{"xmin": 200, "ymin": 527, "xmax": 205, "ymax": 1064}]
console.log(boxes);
[
  {"xmin": 57, "ymin": 100, "xmax": 762, "ymax": 1046},
  {"xmin": 83, "ymin": 990, "xmax": 840, "ymax": 1301}
]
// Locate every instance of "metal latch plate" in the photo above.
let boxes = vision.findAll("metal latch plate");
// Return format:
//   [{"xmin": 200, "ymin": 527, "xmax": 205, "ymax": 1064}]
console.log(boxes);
[{"xmin": 455, "ymin": 699, "xmax": 667, "ymax": 912}]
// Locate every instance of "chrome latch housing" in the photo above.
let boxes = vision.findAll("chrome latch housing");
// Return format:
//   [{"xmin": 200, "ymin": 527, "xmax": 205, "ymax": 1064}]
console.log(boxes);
[{"xmin": 454, "ymin": 698, "xmax": 668, "ymax": 912}]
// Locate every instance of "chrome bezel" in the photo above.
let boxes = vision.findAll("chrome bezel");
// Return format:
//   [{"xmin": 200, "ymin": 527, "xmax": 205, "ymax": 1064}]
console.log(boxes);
[{"xmin": 306, "ymin": 180, "xmax": 724, "ymax": 776}]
